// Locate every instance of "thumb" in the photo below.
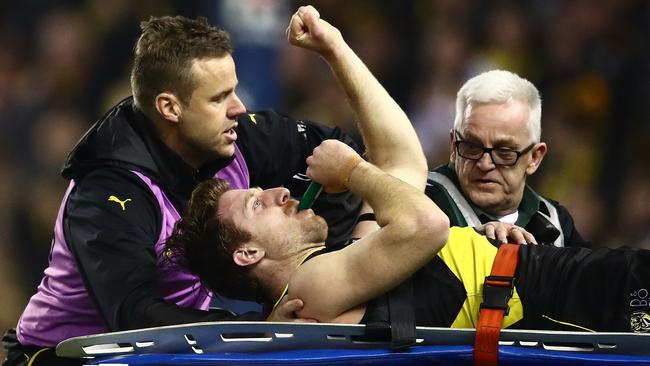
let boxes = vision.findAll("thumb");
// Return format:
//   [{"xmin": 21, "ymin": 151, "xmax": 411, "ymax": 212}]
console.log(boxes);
[{"xmin": 281, "ymin": 298, "xmax": 304, "ymax": 313}]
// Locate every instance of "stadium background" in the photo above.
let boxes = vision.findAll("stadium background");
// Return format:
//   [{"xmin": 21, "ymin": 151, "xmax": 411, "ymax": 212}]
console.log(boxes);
[{"xmin": 1, "ymin": 0, "xmax": 648, "ymax": 359}]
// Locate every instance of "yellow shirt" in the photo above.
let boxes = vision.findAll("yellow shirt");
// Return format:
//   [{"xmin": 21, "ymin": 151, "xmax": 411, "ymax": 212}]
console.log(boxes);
[{"xmin": 439, "ymin": 226, "xmax": 523, "ymax": 328}]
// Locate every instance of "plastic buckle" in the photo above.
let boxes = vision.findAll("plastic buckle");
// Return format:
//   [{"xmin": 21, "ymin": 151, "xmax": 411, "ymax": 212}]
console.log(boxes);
[{"xmin": 480, "ymin": 275, "xmax": 515, "ymax": 316}]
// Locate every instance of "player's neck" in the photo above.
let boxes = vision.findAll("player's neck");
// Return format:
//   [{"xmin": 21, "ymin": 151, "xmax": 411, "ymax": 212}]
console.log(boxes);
[{"xmin": 259, "ymin": 245, "xmax": 325, "ymax": 304}]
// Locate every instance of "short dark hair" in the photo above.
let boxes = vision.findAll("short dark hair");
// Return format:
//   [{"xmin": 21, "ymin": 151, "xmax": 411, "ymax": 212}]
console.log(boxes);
[
  {"xmin": 130, "ymin": 16, "xmax": 233, "ymax": 115},
  {"xmin": 164, "ymin": 179, "xmax": 264, "ymax": 302}
]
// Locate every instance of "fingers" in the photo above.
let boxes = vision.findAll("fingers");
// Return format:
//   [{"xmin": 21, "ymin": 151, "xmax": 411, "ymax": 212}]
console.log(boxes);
[
  {"xmin": 507, "ymin": 227, "xmax": 527, "ymax": 245},
  {"xmin": 522, "ymin": 231, "xmax": 538, "ymax": 245},
  {"xmin": 305, "ymin": 5, "xmax": 320, "ymax": 18},
  {"xmin": 507, "ymin": 226, "xmax": 538, "ymax": 245},
  {"xmin": 299, "ymin": 5, "xmax": 320, "ymax": 28},
  {"xmin": 266, "ymin": 298, "xmax": 318, "ymax": 323},
  {"xmin": 287, "ymin": 6, "xmax": 320, "ymax": 44},
  {"xmin": 281, "ymin": 298, "xmax": 304, "ymax": 313},
  {"xmin": 495, "ymin": 224, "xmax": 510, "ymax": 244},
  {"xmin": 305, "ymin": 141, "xmax": 359, "ymax": 193},
  {"xmin": 306, "ymin": 163, "xmax": 346, "ymax": 193},
  {"xmin": 286, "ymin": 11, "xmax": 305, "ymax": 43},
  {"xmin": 480, "ymin": 222, "xmax": 537, "ymax": 245},
  {"xmin": 266, "ymin": 297, "xmax": 304, "ymax": 322},
  {"xmin": 286, "ymin": 5, "xmax": 341, "ymax": 54},
  {"xmin": 479, "ymin": 222, "xmax": 507, "ymax": 242},
  {"xmin": 483, "ymin": 223, "xmax": 496, "ymax": 241}
]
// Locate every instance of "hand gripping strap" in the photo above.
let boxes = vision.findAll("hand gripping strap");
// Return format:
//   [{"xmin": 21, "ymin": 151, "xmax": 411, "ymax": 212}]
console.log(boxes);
[{"xmin": 474, "ymin": 243, "xmax": 521, "ymax": 366}]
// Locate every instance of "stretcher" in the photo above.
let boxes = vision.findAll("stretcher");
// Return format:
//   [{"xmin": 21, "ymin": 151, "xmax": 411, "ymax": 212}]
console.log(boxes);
[{"xmin": 56, "ymin": 321, "xmax": 650, "ymax": 365}]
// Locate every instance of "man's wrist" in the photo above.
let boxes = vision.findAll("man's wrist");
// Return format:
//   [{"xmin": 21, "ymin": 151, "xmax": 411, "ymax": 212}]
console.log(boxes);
[
  {"xmin": 338, "ymin": 154, "xmax": 364, "ymax": 189},
  {"xmin": 320, "ymin": 39, "xmax": 351, "ymax": 65}
]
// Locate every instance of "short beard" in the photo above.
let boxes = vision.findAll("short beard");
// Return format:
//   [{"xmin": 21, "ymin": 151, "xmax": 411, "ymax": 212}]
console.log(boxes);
[
  {"xmin": 301, "ymin": 214, "xmax": 328, "ymax": 244},
  {"xmin": 284, "ymin": 199, "xmax": 328, "ymax": 244}
]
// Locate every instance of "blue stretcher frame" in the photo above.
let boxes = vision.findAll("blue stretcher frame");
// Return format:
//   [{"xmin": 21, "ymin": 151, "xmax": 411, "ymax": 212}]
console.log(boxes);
[
  {"xmin": 56, "ymin": 322, "xmax": 650, "ymax": 365},
  {"xmin": 86, "ymin": 346, "xmax": 650, "ymax": 366}
]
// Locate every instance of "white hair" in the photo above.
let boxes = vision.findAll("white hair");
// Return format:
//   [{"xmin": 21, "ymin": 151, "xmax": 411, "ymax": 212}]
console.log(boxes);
[{"xmin": 454, "ymin": 70, "xmax": 542, "ymax": 142}]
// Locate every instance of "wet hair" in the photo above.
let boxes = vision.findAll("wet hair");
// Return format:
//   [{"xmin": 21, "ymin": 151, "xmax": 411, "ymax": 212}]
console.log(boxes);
[
  {"xmin": 130, "ymin": 16, "xmax": 232, "ymax": 115},
  {"xmin": 164, "ymin": 179, "xmax": 264, "ymax": 302},
  {"xmin": 454, "ymin": 69, "xmax": 542, "ymax": 142}
]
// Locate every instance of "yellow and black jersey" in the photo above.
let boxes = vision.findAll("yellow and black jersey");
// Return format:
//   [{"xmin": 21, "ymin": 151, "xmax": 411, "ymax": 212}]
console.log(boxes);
[
  {"xmin": 363, "ymin": 226, "xmax": 650, "ymax": 333},
  {"xmin": 413, "ymin": 226, "xmax": 523, "ymax": 328},
  {"xmin": 361, "ymin": 227, "xmax": 522, "ymax": 328}
]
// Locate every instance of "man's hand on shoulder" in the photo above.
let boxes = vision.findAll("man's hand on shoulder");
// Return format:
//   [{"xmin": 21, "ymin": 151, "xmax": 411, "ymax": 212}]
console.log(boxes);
[
  {"xmin": 266, "ymin": 297, "xmax": 317, "ymax": 323},
  {"xmin": 477, "ymin": 221, "xmax": 537, "ymax": 245}
]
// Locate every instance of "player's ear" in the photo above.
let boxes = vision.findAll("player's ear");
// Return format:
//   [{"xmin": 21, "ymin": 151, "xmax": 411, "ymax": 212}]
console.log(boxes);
[{"xmin": 233, "ymin": 246, "xmax": 265, "ymax": 267}]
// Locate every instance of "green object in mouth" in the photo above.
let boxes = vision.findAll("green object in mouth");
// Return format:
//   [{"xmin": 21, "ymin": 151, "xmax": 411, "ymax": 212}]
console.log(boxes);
[{"xmin": 298, "ymin": 182, "xmax": 323, "ymax": 210}]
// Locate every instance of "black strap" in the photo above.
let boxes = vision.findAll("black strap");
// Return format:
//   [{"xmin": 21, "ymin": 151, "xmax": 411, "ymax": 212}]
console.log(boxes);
[
  {"xmin": 387, "ymin": 278, "xmax": 417, "ymax": 350},
  {"xmin": 361, "ymin": 278, "xmax": 417, "ymax": 350},
  {"xmin": 356, "ymin": 212, "xmax": 376, "ymax": 223}
]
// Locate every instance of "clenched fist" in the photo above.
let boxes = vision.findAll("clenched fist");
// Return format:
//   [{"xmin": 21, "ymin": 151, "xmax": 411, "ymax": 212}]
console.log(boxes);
[
  {"xmin": 286, "ymin": 6, "xmax": 342, "ymax": 55},
  {"xmin": 306, "ymin": 140, "xmax": 363, "ymax": 192}
]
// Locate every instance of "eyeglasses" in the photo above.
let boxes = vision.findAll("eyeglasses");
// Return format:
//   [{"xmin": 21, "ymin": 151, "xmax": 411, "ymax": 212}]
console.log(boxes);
[{"xmin": 454, "ymin": 130, "xmax": 536, "ymax": 166}]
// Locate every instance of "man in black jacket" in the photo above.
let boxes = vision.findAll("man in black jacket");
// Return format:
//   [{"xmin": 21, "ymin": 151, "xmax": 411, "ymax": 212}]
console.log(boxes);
[
  {"xmin": 3, "ymin": 6, "xmax": 365, "ymax": 366},
  {"xmin": 426, "ymin": 70, "xmax": 589, "ymax": 247}
]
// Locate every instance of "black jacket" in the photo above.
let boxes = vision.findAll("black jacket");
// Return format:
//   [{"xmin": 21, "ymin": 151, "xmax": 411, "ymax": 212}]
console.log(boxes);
[{"xmin": 60, "ymin": 97, "xmax": 362, "ymax": 330}]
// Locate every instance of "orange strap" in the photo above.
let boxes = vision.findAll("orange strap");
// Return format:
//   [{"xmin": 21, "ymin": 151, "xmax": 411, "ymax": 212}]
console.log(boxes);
[{"xmin": 474, "ymin": 243, "xmax": 521, "ymax": 366}]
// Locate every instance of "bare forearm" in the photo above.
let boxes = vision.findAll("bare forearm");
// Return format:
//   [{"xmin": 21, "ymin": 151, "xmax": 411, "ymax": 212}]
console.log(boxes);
[{"xmin": 322, "ymin": 42, "xmax": 427, "ymax": 188}]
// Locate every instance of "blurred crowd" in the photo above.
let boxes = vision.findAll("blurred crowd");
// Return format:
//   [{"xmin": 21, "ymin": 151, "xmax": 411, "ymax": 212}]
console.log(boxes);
[{"xmin": 1, "ymin": 0, "xmax": 649, "ymax": 355}]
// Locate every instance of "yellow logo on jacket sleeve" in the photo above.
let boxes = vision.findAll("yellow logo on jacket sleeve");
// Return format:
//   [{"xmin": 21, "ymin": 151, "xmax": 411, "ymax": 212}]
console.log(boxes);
[
  {"xmin": 248, "ymin": 113, "xmax": 257, "ymax": 124},
  {"xmin": 108, "ymin": 195, "xmax": 132, "ymax": 211}
]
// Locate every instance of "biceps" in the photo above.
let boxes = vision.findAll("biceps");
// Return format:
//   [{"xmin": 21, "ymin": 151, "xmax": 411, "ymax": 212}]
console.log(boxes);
[{"xmin": 288, "ymin": 242, "xmax": 384, "ymax": 321}]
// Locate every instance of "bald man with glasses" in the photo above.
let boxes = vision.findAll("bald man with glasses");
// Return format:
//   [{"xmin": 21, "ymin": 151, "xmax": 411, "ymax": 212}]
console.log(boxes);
[{"xmin": 426, "ymin": 70, "xmax": 589, "ymax": 247}]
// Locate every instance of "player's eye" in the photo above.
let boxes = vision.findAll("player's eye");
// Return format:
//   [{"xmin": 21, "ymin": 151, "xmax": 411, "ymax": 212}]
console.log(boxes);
[{"xmin": 253, "ymin": 198, "xmax": 262, "ymax": 209}]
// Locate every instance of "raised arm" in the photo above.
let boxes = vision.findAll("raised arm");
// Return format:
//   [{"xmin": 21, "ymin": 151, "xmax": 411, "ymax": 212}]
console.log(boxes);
[
  {"xmin": 287, "ymin": 6, "xmax": 426, "ymax": 187},
  {"xmin": 287, "ymin": 6, "xmax": 428, "ymax": 238}
]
